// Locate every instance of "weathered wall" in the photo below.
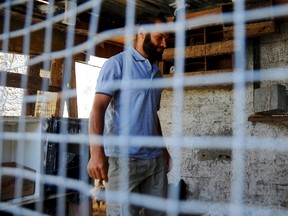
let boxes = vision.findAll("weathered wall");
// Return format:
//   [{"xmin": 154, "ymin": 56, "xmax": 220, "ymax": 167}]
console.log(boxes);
[
  {"xmin": 0, "ymin": 53, "xmax": 28, "ymax": 116},
  {"xmin": 159, "ymin": 21, "xmax": 288, "ymax": 211}
]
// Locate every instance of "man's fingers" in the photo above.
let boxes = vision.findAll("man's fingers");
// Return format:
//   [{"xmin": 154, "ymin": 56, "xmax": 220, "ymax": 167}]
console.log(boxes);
[
  {"xmin": 87, "ymin": 159, "xmax": 108, "ymax": 181},
  {"xmin": 100, "ymin": 168, "xmax": 108, "ymax": 182},
  {"xmin": 95, "ymin": 168, "xmax": 102, "ymax": 180},
  {"xmin": 87, "ymin": 165, "xmax": 100, "ymax": 180},
  {"xmin": 89, "ymin": 167, "xmax": 108, "ymax": 182}
]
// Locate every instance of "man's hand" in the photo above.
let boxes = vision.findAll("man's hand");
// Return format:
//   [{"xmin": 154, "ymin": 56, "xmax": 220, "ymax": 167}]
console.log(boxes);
[
  {"xmin": 87, "ymin": 147, "xmax": 109, "ymax": 182},
  {"xmin": 163, "ymin": 148, "xmax": 172, "ymax": 173}
]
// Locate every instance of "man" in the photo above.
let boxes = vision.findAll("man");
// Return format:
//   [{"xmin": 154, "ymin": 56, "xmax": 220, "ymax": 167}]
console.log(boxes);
[{"xmin": 87, "ymin": 14, "xmax": 171, "ymax": 216}]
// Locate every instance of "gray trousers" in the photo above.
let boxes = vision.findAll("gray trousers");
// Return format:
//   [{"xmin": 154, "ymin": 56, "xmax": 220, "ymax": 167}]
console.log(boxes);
[{"xmin": 105, "ymin": 155, "xmax": 167, "ymax": 216}]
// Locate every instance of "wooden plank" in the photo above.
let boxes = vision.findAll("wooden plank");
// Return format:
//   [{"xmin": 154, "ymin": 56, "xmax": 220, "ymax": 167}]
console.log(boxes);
[
  {"xmin": 163, "ymin": 40, "xmax": 234, "ymax": 60},
  {"xmin": 95, "ymin": 42, "xmax": 123, "ymax": 58},
  {"xmin": 50, "ymin": 59, "xmax": 64, "ymax": 87},
  {"xmin": 68, "ymin": 58, "xmax": 78, "ymax": 118},
  {"xmin": 248, "ymin": 114, "xmax": 288, "ymax": 122},
  {"xmin": 163, "ymin": 45, "xmax": 205, "ymax": 60},
  {"xmin": 167, "ymin": 7, "xmax": 223, "ymax": 24},
  {"xmin": 168, "ymin": 1, "xmax": 275, "ymax": 26},
  {"xmin": 162, "ymin": 48, "xmax": 175, "ymax": 60},
  {"xmin": 223, "ymin": 21, "xmax": 275, "ymax": 40},
  {"xmin": 205, "ymin": 40, "xmax": 235, "ymax": 56},
  {"xmin": 54, "ymin": 92, "xmax": 64, "ymax": 117},
  {"xmin": 222, "ymin": 0, "xmax": 273, "ymax": 14},
  {"xmin": 185, "ymin": 44, "xmax": 206, "ymax": 58},
  {"xmin": 25, "ymin": 62, "xmax": 43, "ymax": 116},
  {"xmin": 186, "ymin": 7, "xmax": 223, "ymax": 21},
  {"xmin": 245, "ymin": 0, "xmax": 272, "ymax": 10},
  {"xmin": 105, "ymin": 36, "xmax": 125, "ymax": 45},
  {"xmin": 0, "ymin": 72, "xmax": 61, "ymax": 92},
  {"xmin": 50, "ymin": 59, "xmax": 64, "ymax": 117}
]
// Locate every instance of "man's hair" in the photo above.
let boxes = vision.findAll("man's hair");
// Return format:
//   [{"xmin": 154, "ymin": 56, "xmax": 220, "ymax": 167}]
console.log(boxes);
[
  {"xmin": 136, "ymin": 12, "xmax": 167, "ymax": 26},
  {"xmin": 135, "ymin": 12, "xmax": 167, "ymax": 42}
]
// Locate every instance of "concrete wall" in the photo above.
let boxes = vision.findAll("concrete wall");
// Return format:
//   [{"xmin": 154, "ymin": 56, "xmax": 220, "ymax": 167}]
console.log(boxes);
[{"xmin": 159, "ymin": 21, "xmax": 288, "ymax": 211}]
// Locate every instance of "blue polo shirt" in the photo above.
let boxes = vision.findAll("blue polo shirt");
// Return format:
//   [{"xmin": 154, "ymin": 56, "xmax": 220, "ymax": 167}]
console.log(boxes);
[{"xmin": 96, "ymin": 46, "xmax": 164, "ymax": 159}]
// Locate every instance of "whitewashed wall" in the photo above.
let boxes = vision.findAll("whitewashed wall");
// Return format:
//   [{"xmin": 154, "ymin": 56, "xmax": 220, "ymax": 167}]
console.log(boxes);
[{"xmin": 159, "ymin": 21, "xmax": 288, "ymax": 211}]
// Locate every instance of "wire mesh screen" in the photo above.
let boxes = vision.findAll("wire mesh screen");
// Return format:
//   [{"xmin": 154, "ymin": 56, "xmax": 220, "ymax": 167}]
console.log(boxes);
[{"xmin": 1, "ymin": 0, "xmax": 288, "ymax": 215}]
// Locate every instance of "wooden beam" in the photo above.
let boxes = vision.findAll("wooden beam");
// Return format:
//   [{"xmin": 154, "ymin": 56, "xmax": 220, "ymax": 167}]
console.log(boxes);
[
  {"xmin": 95, "ymin": 42, "xmax": 123, "ymax": 58},
  {"xmin": 68, "ymin": 58, "xmax": 78, "ymax": 118},
  {"xmin": 186, "ymin": 7, "xmax": 223, "ymax": 22},
  {"xmin": 25, "ymin": 62, "xmax": 43, "ymax": 116},
  {"xmin": 162, "ymin": 40, "xmax": 235, "ymax": 60},
  {"xmin": 248, "ymin": 114, "xmax": 288, "ymax": 122},
  {"xmin": 223, "ymin": 21, "xmax": 275, "ymax": 40},
  {"xmin": 106, "ymin": 36, "xmax": 125, "ymax": 45},
  {"xmin": 50, "ymin": 59, "xmax": 64, "ymax": 117},
  {"xmin": 163, "ymin": 45, "xmax": 205, "ymax": 60},
  {"xmin": 0, "ymin": 72, "xmax": 61, "ymax": 92},
  {"xmin": 205, "ymin": 40, "xmax": 235, "ymax": 56},
  {"xmin": 167, "ymin": 7, "xmax": 223, "ymax": 24},
  {"xmin": 50, "ymin": 59, "xmax": 64, "ymax": 88}
]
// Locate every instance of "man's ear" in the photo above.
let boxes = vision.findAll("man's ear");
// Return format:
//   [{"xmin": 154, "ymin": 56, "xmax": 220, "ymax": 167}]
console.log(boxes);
[{"xmin": 137, "ymin": 27, "xmax": 146, "ymax": 40}]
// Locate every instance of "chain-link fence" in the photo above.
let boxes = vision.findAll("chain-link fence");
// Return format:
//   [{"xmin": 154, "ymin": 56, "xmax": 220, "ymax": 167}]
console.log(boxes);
[{"xmin": 1, "ymin": 0, "xmax": 288, "ymax": 215}]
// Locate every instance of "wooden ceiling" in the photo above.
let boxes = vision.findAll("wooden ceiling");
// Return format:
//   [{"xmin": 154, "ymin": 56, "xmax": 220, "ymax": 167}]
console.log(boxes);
[
  {"xmin": 3, "ymin": 0, "xmax": 280, "ymax": 31},
  {"xmin": 11, "ymin": 1, "xmax": 284, "ymax": 40},
  {"xmin": 1, "ymin": 0, "xmax": 275, "ymax": 47},
  {"xmin": 6, "ymin": 0, "xmax": 235, "ymax": 32},
  {"xmin": 80, "ymin": 0, "xmax": 234, "ymax": 31}
]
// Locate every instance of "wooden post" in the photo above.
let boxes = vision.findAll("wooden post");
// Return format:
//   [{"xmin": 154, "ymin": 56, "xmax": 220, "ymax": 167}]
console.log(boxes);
[
  {"xmin": 68, "ymin": 58, "xmax": 78, "ymax": 119},
  {"xmin": 25, "ymin": 61, "xmax": 43, "ymax": 116},
  {"xmin": 50, "ymin": 58, "xmax": 64, "ymax": 117}
]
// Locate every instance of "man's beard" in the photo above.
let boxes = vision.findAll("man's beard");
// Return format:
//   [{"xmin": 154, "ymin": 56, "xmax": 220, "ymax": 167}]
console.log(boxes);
[{"xmin": 143, "ymin": 33, "xmax": 164, "ymax": 63}]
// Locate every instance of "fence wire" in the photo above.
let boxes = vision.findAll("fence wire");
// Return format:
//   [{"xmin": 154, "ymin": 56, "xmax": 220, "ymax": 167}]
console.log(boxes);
[{"xmin": 0, "ymin": 0, "xmax": 288, "ymax": 216}]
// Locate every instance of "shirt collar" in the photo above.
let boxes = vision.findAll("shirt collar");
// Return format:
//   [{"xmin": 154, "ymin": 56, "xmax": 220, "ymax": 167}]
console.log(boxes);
[
  {"xmin": 127, "ymin": 46, "xmax": 160, "ymax": 74},
  {"xmin": 128, "ymin": 46, "xmax": 146, "ymax": 61}
]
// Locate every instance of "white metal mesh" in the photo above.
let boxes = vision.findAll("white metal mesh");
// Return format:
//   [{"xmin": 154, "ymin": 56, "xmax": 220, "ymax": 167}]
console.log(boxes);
[{"xmin": 0, "ymin": 0, "xmax": 288, "ymax": 215}]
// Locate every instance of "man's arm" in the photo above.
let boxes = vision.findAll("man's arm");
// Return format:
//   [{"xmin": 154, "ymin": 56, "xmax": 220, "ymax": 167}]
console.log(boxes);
[{"xmin": 87, "ymin": 93, "xmax": 111, "ymax": 182}]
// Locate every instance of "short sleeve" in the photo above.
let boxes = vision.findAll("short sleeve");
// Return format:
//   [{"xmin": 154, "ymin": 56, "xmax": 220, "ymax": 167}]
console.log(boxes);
[{"xmin": 96, "ymin": 55, "xmax": 123, "ymax": 96}]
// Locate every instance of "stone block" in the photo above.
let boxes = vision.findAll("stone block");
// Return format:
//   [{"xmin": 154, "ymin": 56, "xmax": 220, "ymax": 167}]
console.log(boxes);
[{"xmin": 254, "ymin": 84, "xmax": 287, "ymax": 114}]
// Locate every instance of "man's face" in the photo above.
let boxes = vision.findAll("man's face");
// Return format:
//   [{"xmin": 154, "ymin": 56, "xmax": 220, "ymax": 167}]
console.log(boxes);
[{"xmin": 143, "ymin": 32, "xmax": 168, "ymax": 63}]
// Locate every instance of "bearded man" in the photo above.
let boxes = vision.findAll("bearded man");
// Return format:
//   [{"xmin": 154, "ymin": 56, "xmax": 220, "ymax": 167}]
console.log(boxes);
[{"xmin": 87, "ymin": 14, "xmax": 171, "ymax": 216}]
